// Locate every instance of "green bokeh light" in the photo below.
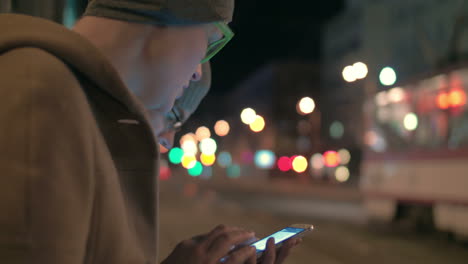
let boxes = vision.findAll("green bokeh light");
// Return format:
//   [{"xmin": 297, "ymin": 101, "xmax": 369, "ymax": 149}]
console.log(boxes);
[
  {"xmin": 168, "ymin": 147, "xmax": 184, "ymax": 164},
  {"xmin": 330, "ymin": 121, "xmax": 344, "ymax": 139},
  {"xmin": 227, "ymin": 164, "xmax": 241, "ymax": 178},
  {"xmin": 188, "ymin": 161, "xmax": 203, "ymax": 177}
]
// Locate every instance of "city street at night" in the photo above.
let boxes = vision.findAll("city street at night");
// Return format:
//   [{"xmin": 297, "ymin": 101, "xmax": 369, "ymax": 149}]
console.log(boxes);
[{"xmin": 158, "ymin": 179, "xmax": 468, "ymax": 264}]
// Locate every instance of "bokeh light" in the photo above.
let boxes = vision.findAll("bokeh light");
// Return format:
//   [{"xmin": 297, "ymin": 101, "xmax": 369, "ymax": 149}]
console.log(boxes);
[
  {"xmin": 324, "ymin": 151, "xmax": 340, "ymax": 167},
  {"xmin": 254, "ymin": 150, "xmax": 276, "ymax": 169},
  {"xmin": 310, "ymin": 153, "xmax": 324, "ymax": 170},
  {"xmin": 195, "ymin": 126, "xmax": 211, "ymax": 141},
  {"xmin": 241, "ymin": 108, "xmax": 257, "ymax": 125},
  {"xmin": 379, "ymin": 67, "xmax": 397, "ymax": 86},
  {"xmin": 227, "ymin": 164, "xmax": 241, "ymax": 178},
  {"xmin": 214, "ymin": 120, "xmax": 230, "ymax": 137},
  {"xmin": 342, "ymin": 65, "xmax": 356, "ymax": 82},
  {"xmin": 159, "ymin": 159, "xmax": 171, "ymax": 181},
  {"xmin": 404, "ymin": 113, "xmax": 418, "ymax": 131},
  {"xmin": 181, "ymin": 155, "xmax": 197, "ymax": 169},
  {"xmin": 277, "ymin": 156, "xmax": 292, "ymax": 172},
  {"xmin": 353, "ymin": 62, "xmax": 368, "ymax": 79},
  {"xmin": 200, "ymin": 166, "xmax": 213, "ymax": 179},
  {"xmin": 200, "ymin": 153, "xmax": 216, "ymax": 166},
  {"xmin": 188, "ymin": 161, "xmax": 203, "ymax": 177},
  {"xmin": 241, "ymin": 151, "xmax": 254, "ymax": 164},
  {"xmin": 297, "ymin": 97, "xmax": 315, "ymax": 115},
  {"xmin": 249, "ymin": 115, "xmax": 265, "ymax": 132},
  {"xmin": 338, "ymin": 149, "xmax": 351, "ymax": 165},
  {"xmin": 217, "ymin": 152, "xmax": 232, "ymax": 168},
  {"xmin": 335, "ymin": 166, "xmax": 350, "ymax": 182},
  {"xmin": 449, "ymin": 90, "xmax": 467, "ymax": 107},
  {"xmin": 375, "ymin": 91, "xmax": 388, "ymax": 106},
  {"xmin": 168, "ymin": 147, "xmax": 184, "ymax": 164},
  {"xmin": 180, "ymin": 133, "xmax": 197, "ymax": 146},
  {"xmin": 388, "ymin": 87, "xmax": 405, "ymax": 103},
  {"xmin": 292, "ymin": 156, "xmax": 308, "ymax": 173},
  {"xmin": 181, "ymin": 140, "xmax": 198, "ymax": 156},
  {"xmin": 437, "ymin": 93, "xmax": 450, "ymax": 109},
  {"xmin": 330, "ymin": 121, "xmax": 344, "ymax": 139},
  {"xmin": 199, "ymin": 138, "xmax": 217, "ymax": 155}
]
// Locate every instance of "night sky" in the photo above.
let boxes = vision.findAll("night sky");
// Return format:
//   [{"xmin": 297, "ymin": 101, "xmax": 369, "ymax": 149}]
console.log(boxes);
[{"xmin": 209, "ymin": 0, "xmax": 344, "ymax": 96}]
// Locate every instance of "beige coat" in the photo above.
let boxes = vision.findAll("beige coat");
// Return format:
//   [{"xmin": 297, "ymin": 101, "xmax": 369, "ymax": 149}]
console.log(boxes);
[{"xmin": 0, "ymin": 14, "xmax": 160, "ymax": 264}]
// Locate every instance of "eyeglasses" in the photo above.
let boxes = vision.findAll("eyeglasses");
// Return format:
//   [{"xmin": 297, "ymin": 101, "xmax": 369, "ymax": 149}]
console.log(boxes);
[
  {"xmin": 200, "ymin": 22, "xmax": 234, "ymax": 64},
  {"xmin": 165, "ymin": 108, "xmax": 183, "ymax": 132}
]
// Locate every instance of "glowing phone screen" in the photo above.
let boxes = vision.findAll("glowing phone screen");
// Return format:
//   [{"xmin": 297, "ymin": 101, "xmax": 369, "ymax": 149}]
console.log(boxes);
[{"xmin": 250, "ymin": 227, "xmax": 305, "ymax": 251}]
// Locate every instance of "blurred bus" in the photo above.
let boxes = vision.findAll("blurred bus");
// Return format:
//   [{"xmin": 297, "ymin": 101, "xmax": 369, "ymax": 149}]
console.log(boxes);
[{"xmin": 360, "ymin": 66, "xmax": 468, "ymax": 238}]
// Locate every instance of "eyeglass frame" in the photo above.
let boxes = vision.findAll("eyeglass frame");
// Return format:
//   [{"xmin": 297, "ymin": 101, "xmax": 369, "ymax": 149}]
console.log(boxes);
[{"xmin": 200, "ymin": 22, "xmax": 234, "ymax": 64}]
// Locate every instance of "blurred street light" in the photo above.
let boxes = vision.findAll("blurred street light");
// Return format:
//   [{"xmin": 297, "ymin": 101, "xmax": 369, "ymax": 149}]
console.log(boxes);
[
  {"xmin": 182, "ymin": 140, "xmax": 198, "ymax": 156},
  {"xmin": 218, "ymin": 152, "xmax": 232, "ymax": 168},
  {"xmin": 200, "ymin": 153, "xmax": 216, "ymax": 166},
  {"xmin": 342, "ymin": 65, "xmax": 356, "ymax": 82},
  {"xmin": 249, "ymin": 115, "xmax": 265, "ymax": 132},
  {"xmin": 403, "ymin": 113, "xmax": 418, "ymax": 131},
  {"xmin": 324, "ymin": 151, "xmax": 340, "ymax": 167},
  {"xmin": 379, "ymin": 67, "xmax": 397, "ymax": 86},
  {"xmin": 330, "ymin": 121, "xmax": 344, "ymax": 139},
  {"xmin": 168, "ymin": 147, "xmax": 184, "ymax": 164},
  {"xmin": 335, "ymin": 166, "xmax": 350, "ymax": 182},
  {"xmin": 199, "ymin": 138, "xmax": 217, "ymax": 155},
  {"xmin": 297, "ymin": 97, "xmax": 315, "ymax": 115},
  {"xmin": 188, "ymin": 161, "xmax": 203, "ymax": 177},
  {"xmin": 195, "ymin": 126, "xmax": 211, "ymax": 141},
  {"xmin": 254, "ymin": 150, "xmax": 276, "ymax": 169},
  {"xmin": 214, "ymin": 120, "xmax": 230, "ymax": 136},
  {"xmin": 241, "ymin": 108, "xmax": 257, "ymax": 125},
  {"xmin": 292, "ymin": 156, "xmax": 308, "ymax": 173},
  {"xmin": 181, "ymin": 154, "xmax": 197, "ymax": 169},
  {"xmin": 277, "ymin": 156, "xmax": 292, "ymax": 172},
  {"xmin": 310, "ymin": 153, "xmax": 324, "ymax": 170},
  {"xmin": 342, "ymin": 62, "xmax": 368, "ymax": 82},
  {"xmin": 353, "ymin": 62, "xmax": 368, "ymax": 79},
  {"xmin": 338, "ymin": 149, "xmax": 351, "ymax": 165}
]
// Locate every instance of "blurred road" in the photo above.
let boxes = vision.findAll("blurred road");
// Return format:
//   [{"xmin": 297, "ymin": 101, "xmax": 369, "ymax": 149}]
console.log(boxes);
[{"xmin": 158, "ymin": 179, "xmax": 468, "ymax": 264}]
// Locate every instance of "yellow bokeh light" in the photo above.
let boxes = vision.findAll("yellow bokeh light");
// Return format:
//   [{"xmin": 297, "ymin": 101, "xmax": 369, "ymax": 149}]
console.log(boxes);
[
  {"xmin": 241, "ymin": 108, "xmax": 257, "ymax": 125},
  {"xmin": 214, "ymin": 120, "xmax": 230, "ymax": 137},
  {"xmin": 249, "ymin": 115, "xmax": 265, "ymax": 132},
  {"xmin": 298, "ymin": 97, "xmax": 315, "ymax": 115},
  {"xmin": 292, "ymin": 156, "xmax": 308, "ymax": 173},
  {"xmin": 403, "ymin": 113, "xmax": 418, "ymax": 131},
  {"xmin": 335, "ymin": 166, "xmax": 350, "ymax": 182},
  {"xmin": 201, "ymin": 153, "xmax": 216, "ymax": 166},
  {"xmin": 181, "ymin": 155, "xmax": 197, "ymax": 169},
  {"xmin": 195, "ymin": 126, "xmax": 211, "ymax": 141}
]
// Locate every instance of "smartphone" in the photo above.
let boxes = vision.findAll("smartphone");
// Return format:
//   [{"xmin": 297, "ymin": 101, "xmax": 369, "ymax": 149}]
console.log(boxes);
[
  {"xmin": 220, "ymin": 223, "xmax": 313, "ymax": 263},
  {"xmin": 250, "ymin": 223, "xmax": 314, "ymax": 259}
]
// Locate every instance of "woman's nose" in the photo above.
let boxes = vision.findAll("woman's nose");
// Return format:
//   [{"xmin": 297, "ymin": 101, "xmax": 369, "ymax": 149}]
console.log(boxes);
[{"xmin": 191, "ymin": 64, "xmax": 203, "ymax": 82}]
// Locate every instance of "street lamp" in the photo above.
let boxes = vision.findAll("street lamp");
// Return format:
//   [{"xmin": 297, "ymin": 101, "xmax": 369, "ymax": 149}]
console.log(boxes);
[
  {"xmin": 379, "ymin": 67, "xmax": 397, "ymax": 86},
  {"xmin": 297, "ymin": 97, "xmax": 315, "ymax": 115}
]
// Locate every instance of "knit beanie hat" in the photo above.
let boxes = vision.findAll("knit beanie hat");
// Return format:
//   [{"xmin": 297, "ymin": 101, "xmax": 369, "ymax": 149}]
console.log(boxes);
[
  {"xmin": 166, "ymin": 62, "xmax": 211, "ymax": 128},
  {"xmin": 83, "ymin": 0, "xmax": 235, "ymax": 25}
]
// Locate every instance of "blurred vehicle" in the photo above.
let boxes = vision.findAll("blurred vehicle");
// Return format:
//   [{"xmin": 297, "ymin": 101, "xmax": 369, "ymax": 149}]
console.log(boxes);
[{"xmin": 360, "ymin": 66, "xmax": 468, "ymax": 238}]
